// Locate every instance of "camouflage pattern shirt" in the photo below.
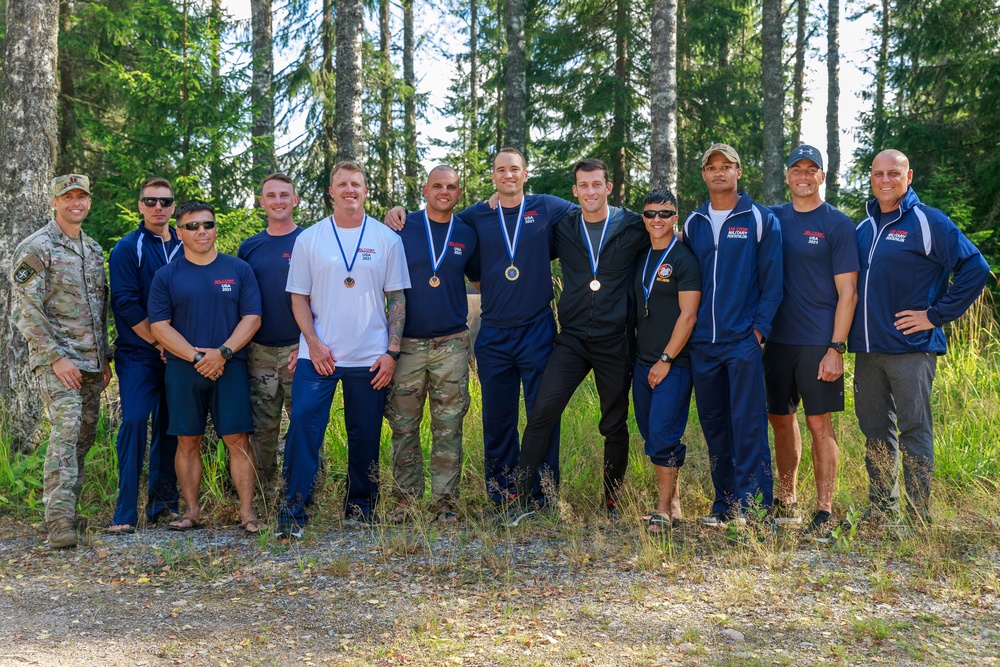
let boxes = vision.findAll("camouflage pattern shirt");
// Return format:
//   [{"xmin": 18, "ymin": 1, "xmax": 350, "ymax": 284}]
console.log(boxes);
[{"xmin": 10, "ymin": 219, "xmax": 110, "ymax": 372}]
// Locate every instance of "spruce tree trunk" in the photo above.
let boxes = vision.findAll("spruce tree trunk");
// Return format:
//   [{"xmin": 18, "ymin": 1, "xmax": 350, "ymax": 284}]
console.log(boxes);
[
  {"xmin": 791, "ymin": 0, "xmax": 808, "ymax": 147},
  {"xmin": 873, "ymin": 0, "xmax": 891, "ymax": 152},
  {"xmin": 322, "ymin": 0, "xmax": 335, "ymax": 211},
  {"xmin": 250, "ymin": 0, "xmax": 275, "ymax": 180},
  {"xmin": 0, "ymin": 0, "xmax": 59, "ymax": 449},
  {"xmin": 335, "ymin": 0, "xmax": 364, "ymax": 162},
  {"xmin": 761, "ymin": 0, "xmax": 785, "ymax": 205},
  {"xmin": 504, "ymin": 0, "xmax": 526, "ymax": 153},
  {"xmin": 402, "ymin": 0, "xmax": 418, "ymax": 209},
  {"xmin": 377, "ymin": 0, "xmax": 392, "ymax": 208},
  {"xmin": 649, "ymin": 0, "xmax": 678, "ymax": 197},
  {"xmin": 826, "ymin": 0, "xmax": 840, "ymax": 206},
  {"xmin": 610, "ymin": 0, "xmax": 628, "ymax": 206},
  {"xmin": 57, "ymin": 0, "xmax": 76, "ymax": 175}
]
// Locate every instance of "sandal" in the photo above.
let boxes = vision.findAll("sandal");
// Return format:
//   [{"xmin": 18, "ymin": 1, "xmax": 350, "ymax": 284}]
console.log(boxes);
[
  {"xmin": 103, "ymin": 524, "xmax": 136, "ymax": 535},
  {"xmin": 646, "ymin": 513, "xmax": 679, "ymax": 536},
  {"xmin": 388, "ymin": 506, "xmax": 408, "ymax": 525},
  {"xmin": 241, "ymin": 518, "xmax": 261, "ymax": 535},
  {"xmin": 167, "ymin": 516, "xmax": 204, "ymax": 532}
]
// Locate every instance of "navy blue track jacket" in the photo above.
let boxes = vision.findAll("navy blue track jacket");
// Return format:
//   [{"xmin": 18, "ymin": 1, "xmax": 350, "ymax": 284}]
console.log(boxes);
[
  {"xmin": 848, "ymin": 188, "xmax": 990, "ymax": 355},
  {"xmin": 682, "ymin": 192, "xmax": 783, "ymax": 344}
]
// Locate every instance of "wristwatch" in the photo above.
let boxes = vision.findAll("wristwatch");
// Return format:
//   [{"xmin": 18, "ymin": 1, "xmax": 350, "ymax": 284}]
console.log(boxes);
[
  {"xmin": 218, "ymin": 345, "xmax": 234, "ymax": 360},
  {"xmin": 193, "ymin": 352, "xmax": 205, "ymax": 363},
  {"xmin": 387, "ymin": 350, "xmax": 401, "ymax": 361},
  {"xmin": 829, "ymin": 341, "xmax": 847, "ymax": 354},
  {"xmin": 659, "ymin": 352, "xmax": 674, "ymax": 364}
]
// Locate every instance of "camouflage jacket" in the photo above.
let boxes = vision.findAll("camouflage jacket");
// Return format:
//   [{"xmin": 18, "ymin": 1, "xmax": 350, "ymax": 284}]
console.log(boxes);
[{"xmin": 10, "ymin": 219, "xmax": 110, "ymax": 372}]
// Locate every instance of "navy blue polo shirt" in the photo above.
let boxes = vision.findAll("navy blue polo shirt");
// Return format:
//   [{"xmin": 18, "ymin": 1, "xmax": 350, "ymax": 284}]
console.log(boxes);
[
  {"xmin": 148, "ymin": 253, "xmax": 262, "ymax": 360},
  {"xmin": 457, "ymin": 194, "xmax": 576, "ymax": 328},
  {"xmin": 237, "ymin": 226, "xmax": 303, "ymax": 347},
  {"xmin": 768, "ymin": 202, "xmax": 859, "ymax": 345},
  {"xmin": 396, "ymin": 210, "xmax": 480, "ymax": 339}
]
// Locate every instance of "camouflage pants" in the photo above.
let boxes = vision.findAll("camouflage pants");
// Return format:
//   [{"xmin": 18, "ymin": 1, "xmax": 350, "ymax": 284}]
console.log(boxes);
[
  {"xmin": 248, "ymin": 342, "xmax": 296, "ymax": 485},
  {"xmin": 36, "ymin": 367, "xmax": 102, "ymax": 525},
  {"xmin": 385, "ymin": 332, "xmax": 471, "ymax": 506}
]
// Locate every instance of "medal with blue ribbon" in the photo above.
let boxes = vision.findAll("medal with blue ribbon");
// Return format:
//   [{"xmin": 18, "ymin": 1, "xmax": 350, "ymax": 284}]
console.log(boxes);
[
  {"xmin": 331, "ymin": 214, "xmax": 368, "ymax": 288},
  {"xmin": 581, "ymin": 207, "xmax": 612, "ymax": 291},
  {"xmin": 424, "ymin": 210, "xmax": 455, "ymax": 288},
  {"xmin": 498, "ymin": 198, "xmax": 525, "ymax": 281},
  {"xmin": 642, "ymin": 236, "xmax": 677, "ymax": 317}
]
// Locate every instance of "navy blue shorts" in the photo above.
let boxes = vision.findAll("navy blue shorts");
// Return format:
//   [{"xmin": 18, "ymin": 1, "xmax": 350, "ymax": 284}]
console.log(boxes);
[
  {"xmin": 763, "ymin": 342, "xmax": 845, "ymax": 416},
  {"xmin": 165, "ymin": 359, "xmax": 254, "ymax": 436}
]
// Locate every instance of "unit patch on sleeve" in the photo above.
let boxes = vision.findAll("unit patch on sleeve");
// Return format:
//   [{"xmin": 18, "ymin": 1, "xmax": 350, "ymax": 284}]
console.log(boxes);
[{"xmin": 13, "ymin": 254, "xmax": 44, "ymax": 284}]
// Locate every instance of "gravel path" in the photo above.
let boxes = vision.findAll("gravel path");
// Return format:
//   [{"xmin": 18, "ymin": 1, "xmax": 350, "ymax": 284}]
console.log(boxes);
[{"xmin": 1, "ymin": 517, "xmax": 998, "ymax": 666}]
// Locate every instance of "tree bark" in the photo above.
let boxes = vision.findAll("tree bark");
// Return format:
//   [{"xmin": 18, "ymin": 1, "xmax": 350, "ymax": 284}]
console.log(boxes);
[
  {"xmin": 402, "ymin": 0, "xmax": 418, "ymax": 209},
  {"xmin": 469, "ymin": 0, "xmax": 479, "ymax": 157},
  {"xmin": 377, "ymin": 0, "xmax": 392, "ymax": 206},
  {"xmin": 322, "ymin": 0, "xmax": 335, "ymax": 212},
  {"xmin": 649, "ymin": 0, "xmax": 678, "ymax": 197},
  {"xmin": 504, "ymin": 0, "xmax": 526, "ymax": 152},
  {"xmin": 826, "ymin": 0, "xmax": 840, "ymax": 205},
  {"xmin": 0, "ymin": 0, "xmax": 59, "ymax": 448},
  {"xmin": 761, "ymin": 0, "xmax": 785, "ymax": 205},
  {"xmin": 610, "ymin": 0, "xmax": 628, "ymax": 206},
  {"xmin": 56, "ymin": 0, "xmax": 76, "ymax": 175},
  {"xmin": 335, "ymin": 0, "xmax": 364, "ymax": 162},
  {"xmin": 790, "ymin": 0, "xmax": 808, "ymax": 147},
  {"xmin": 180, "ymin": 0, "xmax": 191, "ymax": 176},
  {"xmin": 250, "ymin": 0, "xmax": 275, "ymax": 181}
]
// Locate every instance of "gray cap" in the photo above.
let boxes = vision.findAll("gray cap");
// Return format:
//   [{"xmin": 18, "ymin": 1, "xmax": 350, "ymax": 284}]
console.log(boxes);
[{"xmin": 786, "ymin": 145, "xmax": 823, "ymax": 170}]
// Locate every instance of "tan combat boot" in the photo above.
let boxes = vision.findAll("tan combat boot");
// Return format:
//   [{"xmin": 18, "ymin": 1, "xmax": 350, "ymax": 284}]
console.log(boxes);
[{"xmin": 48, "ymin": 518, "xmax": 78, "ymax": 549}]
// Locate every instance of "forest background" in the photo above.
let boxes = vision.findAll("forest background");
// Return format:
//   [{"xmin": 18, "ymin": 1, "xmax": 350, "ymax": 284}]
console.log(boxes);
[{"xmin": 0, "ymin": 0, "xmax": 998, "ymax": 477}]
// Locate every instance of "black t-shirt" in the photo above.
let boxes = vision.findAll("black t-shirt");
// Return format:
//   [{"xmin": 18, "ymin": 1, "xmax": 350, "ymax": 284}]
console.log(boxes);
[{"xmin": 633, "ymin": 240, "xmax": 701, "ymax": 367}]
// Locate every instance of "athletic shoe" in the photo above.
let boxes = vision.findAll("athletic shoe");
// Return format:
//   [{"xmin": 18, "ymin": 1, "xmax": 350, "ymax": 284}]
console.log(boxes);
[
  {"xmin": 606, "ymin": 500, "xmax": 620, "ymax": 523},
  {"xmin": 275, "ymin": 522, "xmax": 304, "ymax": 540},
  {"xmin": 773, "ymin": 500, "xmax": 802, "ymax": 525},
  {"xmin": 698, "ymin": 512, "xmax": 745, "ymax": 528},
  {"xmin": 804, "ymin": 510, "xmax": 832, "ymax": 540},
  {"xmin": 498, "ymin": 505, "xmax": 536, "ymax": 527},
  {"xmin": 841, "ymin": 504, "xmax": 899, "ymax": 530}
]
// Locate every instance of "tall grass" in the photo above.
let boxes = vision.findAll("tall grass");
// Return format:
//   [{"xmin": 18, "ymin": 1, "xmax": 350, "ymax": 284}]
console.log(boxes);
[{"xmin": 2, "ymin": 296, "xmax": 999, "ymax": 525}]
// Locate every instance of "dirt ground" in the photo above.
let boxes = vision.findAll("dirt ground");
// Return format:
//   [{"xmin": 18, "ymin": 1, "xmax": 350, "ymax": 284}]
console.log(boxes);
[{"xmin": 0, "ymin": 515, "xmax": 998, "ymax": 666}]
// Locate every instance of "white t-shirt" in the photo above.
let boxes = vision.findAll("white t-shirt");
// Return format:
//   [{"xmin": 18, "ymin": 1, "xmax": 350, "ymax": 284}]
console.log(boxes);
[
  {"xmin": 709, "ymin": 206, "xmax": 733, "ymax": 246},
  {"xmin": 287, "ymin": 215, "xmax": 411, "ymax": 367}
]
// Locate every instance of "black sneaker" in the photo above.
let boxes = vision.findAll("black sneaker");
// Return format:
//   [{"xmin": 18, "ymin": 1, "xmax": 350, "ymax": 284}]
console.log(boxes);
[
  {"xmin": 773, "ymin": 500, "xmax": 802, "ymax": 525},
  {"xmin": 804, "ymin": 510, "xmax": 832, "ymax": 541},
  {"xmin": 275, "ymin": 522, "xmax": 304, "ymax": 540}
]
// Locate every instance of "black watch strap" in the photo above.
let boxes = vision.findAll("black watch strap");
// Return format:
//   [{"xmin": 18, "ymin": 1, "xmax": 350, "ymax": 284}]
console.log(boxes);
[
  {"xmin": 387, "ymin": 350, "xmax": 401, "ymax": 360},
  {"xmin": 829, "ymin": 341, "xmax": 847, "ymax": 354},
  {"xmin": 218, "ymin": 345, "xmax": 233, "ymax": 360},
  {"xmin": 659, "ymin": 352, "xmax": 674, "ymax": 364},
  {"xmin": 193, "ymin": 352, "xmax": 205, "ymax": 363}
]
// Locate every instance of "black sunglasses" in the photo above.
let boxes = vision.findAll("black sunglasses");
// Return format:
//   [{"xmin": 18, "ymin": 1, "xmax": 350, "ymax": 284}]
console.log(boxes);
[
  {"xmin": 141, "ymin": 197, "xmax": 176, "ymax": 208},
  {"xmin": 642, "ymin": 209, "xmax": 677, "ymax": 219},
  {"xmin": 180, "ymin": 220, "xmax": 216, "ymax": 231}
]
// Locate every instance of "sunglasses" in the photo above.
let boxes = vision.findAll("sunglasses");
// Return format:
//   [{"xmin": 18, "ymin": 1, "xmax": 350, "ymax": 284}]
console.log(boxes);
[
  {"xmin": 141, "ymin": 197, "xmax": 175, "ymax": 208},
  {"xmin": 642, "ymin": 209, "xmax": 677, "ymax": 219},
  {"xmin": 180, "ymin": 220, "xmax": 216, "ymax": 231}
]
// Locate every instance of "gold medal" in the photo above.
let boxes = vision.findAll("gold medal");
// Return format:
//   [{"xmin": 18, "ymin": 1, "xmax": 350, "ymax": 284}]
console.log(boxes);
[
  {"xmin": 505, "ymin": 264, "xmax": 520, "ymax": 281},
  {"xmin": 344, "ymin": 276, "xmax": 355, "ymax": 288},
  {"xmin": 429, "ymin": 274, "xmax": 441, "ymax": 288}
]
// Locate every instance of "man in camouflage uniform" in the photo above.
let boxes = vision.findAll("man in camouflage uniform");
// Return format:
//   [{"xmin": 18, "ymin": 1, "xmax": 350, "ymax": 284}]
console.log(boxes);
[
  {"xmin": 237, "ymin": 174, "xmax": 303, "ymax": 492},
  {"xmin": 10, "ymin": 174, "xmax": 112, "ymax": 549},
  {"xmin": 385, "ymin": 166, "xmax": 479, "ymax": 523}
]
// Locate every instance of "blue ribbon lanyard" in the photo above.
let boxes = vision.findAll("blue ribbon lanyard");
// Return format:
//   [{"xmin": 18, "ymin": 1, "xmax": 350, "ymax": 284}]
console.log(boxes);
[
  {"xmin": 580, "ymin": 207, "xmax": 612, "ymax": 283},
  {"xmin": 331, "ymin": 215, "xmax": 368, "ymax": 286},
  {"xmin": 498, "ymin": 197, "xmax": 526, "ymax": 277},
  {"xmin": 642, "ymin": 236, "xmax": 678, "ymax": 317},
  {"xmin": 424, "ymin": 209, "xmax": 455, "ymax": 285}
]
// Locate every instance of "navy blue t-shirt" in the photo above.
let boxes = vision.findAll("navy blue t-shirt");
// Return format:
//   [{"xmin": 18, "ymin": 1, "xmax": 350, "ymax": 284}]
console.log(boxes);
[
  {"xmin": 456, "ymin": 194, "xmax": 576, "ymax": 328},
  {"xmin": 768, "ymin": 202, "xmax": 859, "ymax": 345},
  {"xmin": 396, "ymin": 210, "xmax": 480, "ymax": 339},
  {"xmin": 148, "ymin": 254, "xmax": 263, "ymax": 361},
  {"xmin": 237, "ymin": 226, "xmax": 303, "ymax": 346}
]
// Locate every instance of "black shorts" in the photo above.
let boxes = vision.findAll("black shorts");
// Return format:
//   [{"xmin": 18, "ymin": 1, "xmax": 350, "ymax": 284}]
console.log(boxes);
[
  {"xmin": 165, "ymin": 359, "xmax": 254, "ymax": 436},
  {"xmin": 763, "ymin": 342, "xmax": 844, "ymax": 416}
]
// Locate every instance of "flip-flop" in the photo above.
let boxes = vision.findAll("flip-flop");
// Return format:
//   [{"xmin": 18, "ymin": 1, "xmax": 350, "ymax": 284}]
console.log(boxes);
[
  {"xmin": 103, "ymin": 524, "xmax": 136, "ymax": 535},
  {"xmin": 241, "ymin": 519, "xmax": 261, "ymax": 535},
  {"xmin": 167, "ymin": 517, "xmax": 204, "ymax": 532},
  {"xmin": 646, "ymin": 513, "xmax": 679, "ymax": 536}
]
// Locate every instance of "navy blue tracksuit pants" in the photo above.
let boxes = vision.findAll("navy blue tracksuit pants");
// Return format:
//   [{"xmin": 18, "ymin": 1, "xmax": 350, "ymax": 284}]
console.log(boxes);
[
  {"xmin": 281, "ymin": 361, "xmax": 387, "ymax": 525},
  {"xmin": 475, "ymin": 313, "xmax": 560, "ymax": 504},
  {"xmin": 111, "ymin": 350, "xmax": 179, "ymax": 526},
  {"xmin": 690, "ymin": 335, "xmax": 773, "ymax": 515}
]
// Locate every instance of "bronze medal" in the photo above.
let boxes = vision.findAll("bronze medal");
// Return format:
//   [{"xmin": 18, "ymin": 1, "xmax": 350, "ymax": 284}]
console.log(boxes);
[
  {"xmin": 344, "ymin": 276, "xmax": 355, "ymax": 288},
  {"xmin": 429, "ymin": 274, "xmax": 441, "ymax": 288}
]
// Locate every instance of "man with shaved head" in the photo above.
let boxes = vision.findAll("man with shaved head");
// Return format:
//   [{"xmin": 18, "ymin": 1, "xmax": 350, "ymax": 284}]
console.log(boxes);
[
  {"xmin": 849, "ymin": 149, "xmax": 989, "ymax": 526},
  {"xmin": 385, "ymin": 166, "xmax": 479, "ymax": 523}
]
